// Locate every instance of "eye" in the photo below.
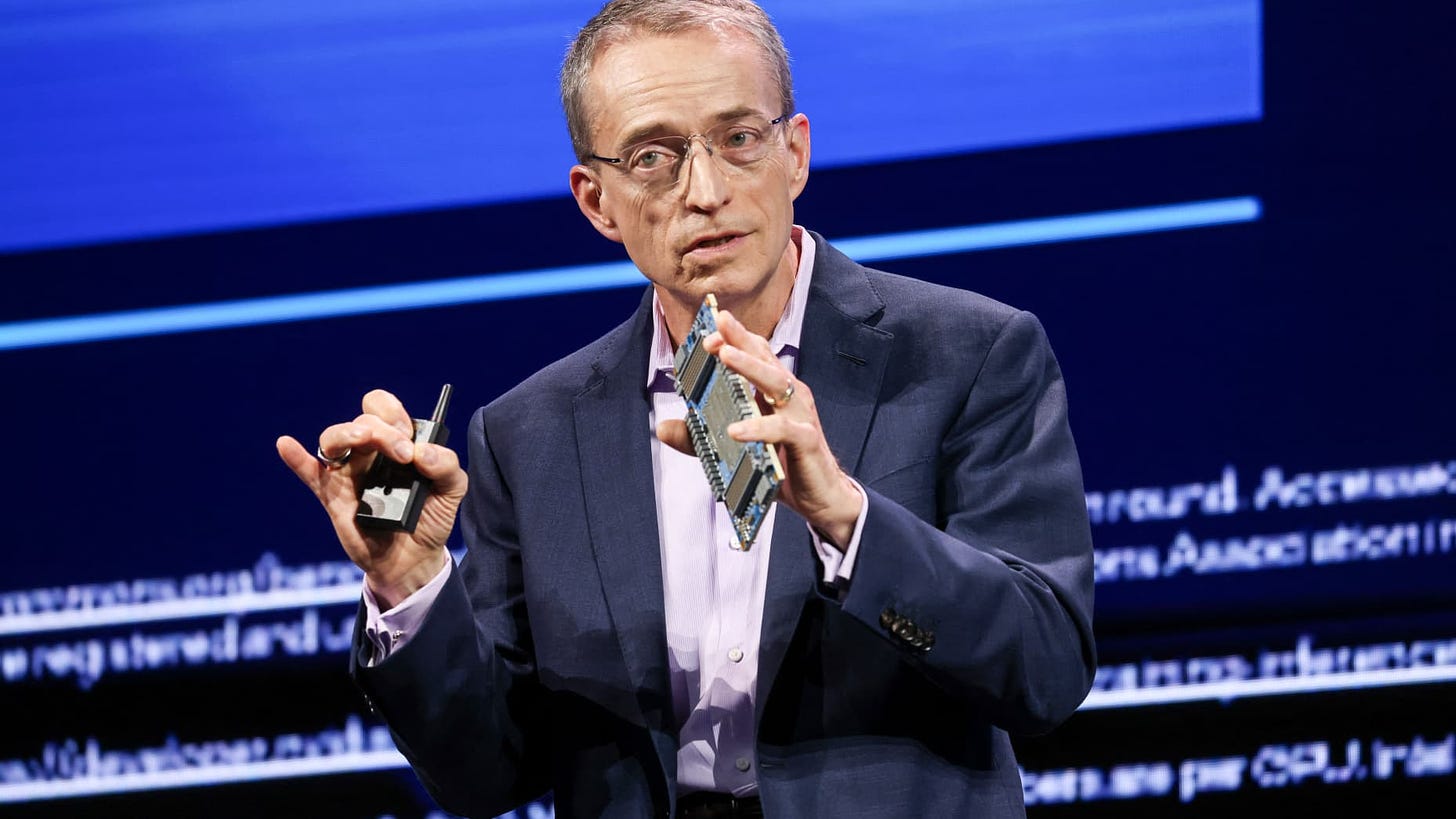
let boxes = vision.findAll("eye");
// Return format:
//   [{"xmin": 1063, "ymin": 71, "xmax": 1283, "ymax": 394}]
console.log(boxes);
[
  {"xmin": 723, "ymin": 128, "xmax": 758, "ymax": 150},
  {"xmin": 628, "ymin": 141, "xmax": 682, "ymax": 173}
]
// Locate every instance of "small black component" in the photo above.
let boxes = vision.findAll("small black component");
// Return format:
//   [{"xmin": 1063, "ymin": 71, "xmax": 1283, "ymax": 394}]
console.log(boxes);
[
  {"xmin": 724, "ymin": 449, "xmax": 761, "ymax": 517},
  {"xmin": 678, "ymin": 336, "xmax": 714, "ymax": 403},
  {"xmin": 355, "ymin": 384, "xmax": 453, "ymax": 534}
]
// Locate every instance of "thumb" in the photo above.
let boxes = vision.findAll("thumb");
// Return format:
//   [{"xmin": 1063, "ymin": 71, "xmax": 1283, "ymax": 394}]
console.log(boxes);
[{"xmin": 655, "ymin": 419, "xmax": 694, "ymax": 457}]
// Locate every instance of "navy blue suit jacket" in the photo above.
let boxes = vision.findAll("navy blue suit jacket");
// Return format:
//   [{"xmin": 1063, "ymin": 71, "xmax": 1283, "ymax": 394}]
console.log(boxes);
[{"xmin": 353, "ymin": 234, "xmax": 1096, "ymax": 818}]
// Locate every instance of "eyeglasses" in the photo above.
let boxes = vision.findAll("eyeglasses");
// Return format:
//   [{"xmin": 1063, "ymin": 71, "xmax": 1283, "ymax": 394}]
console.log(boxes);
[{"xmin": 590, "ymin": 114, "xmax": 789, "ymax": 190}]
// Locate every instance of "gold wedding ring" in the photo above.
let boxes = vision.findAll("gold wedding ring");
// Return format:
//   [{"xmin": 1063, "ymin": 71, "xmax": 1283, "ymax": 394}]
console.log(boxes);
[{"xmin": 764, "ymin": 377, "xmax": 795, "ymax": 408}]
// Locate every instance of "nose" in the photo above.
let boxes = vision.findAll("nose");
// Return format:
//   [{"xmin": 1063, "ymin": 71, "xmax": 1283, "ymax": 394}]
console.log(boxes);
[{"xmin": 680, "ymin": 135, "xmax": 732, "ymax": 212}]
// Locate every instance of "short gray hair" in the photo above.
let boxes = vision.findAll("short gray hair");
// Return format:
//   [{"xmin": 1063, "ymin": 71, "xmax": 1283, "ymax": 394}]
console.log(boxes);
[{"xmin": 561, "ymin": 0, "xmax": 795, "ymax": 162}]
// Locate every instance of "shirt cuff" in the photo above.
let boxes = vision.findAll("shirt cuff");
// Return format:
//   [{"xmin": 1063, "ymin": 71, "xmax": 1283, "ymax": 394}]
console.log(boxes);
[
  {"xmin": 361, "ymin": 553, "xmax": 453, "ymax": 666},
  {"xmin": 808, "ymin": 477, "xmax": 868, "ymax": 589}
]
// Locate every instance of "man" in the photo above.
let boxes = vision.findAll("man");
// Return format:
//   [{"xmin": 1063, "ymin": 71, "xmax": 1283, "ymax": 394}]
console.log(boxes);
[{"xmin": 277, "ymin": 1, "xmax": 1095, "ymax": 816}]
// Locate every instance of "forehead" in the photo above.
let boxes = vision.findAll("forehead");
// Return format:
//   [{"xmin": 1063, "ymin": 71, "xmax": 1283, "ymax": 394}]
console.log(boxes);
[{"xmin": 586, "ymin": 27, "xmax": 779, "ymax": 142}]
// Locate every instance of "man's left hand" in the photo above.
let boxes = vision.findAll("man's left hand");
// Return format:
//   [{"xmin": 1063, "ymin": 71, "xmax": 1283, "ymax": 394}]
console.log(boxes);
[{"xmin": 656, "ymin": 308, "xmax": 862, "ymax": 549}]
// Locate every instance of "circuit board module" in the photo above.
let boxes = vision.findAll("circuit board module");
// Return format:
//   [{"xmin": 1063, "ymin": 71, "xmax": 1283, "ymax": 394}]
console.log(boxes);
[{"xmin": 672, "ymin": 294, "xmax": 785, "ymax": 550}]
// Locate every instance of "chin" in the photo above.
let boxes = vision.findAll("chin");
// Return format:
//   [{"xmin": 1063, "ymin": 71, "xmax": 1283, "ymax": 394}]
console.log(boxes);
[
  {"xmin": 690, "ymin": 258, "xmax": 770, "ymax": 291},
  {"xmin": 689, "ymin": 276, "xmax": 758, "ymax": 308}
]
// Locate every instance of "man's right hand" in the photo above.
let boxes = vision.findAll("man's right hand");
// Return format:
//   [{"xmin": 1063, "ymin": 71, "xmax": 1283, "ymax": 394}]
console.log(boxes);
[{"xmin": 276, "ymin": 388, "xmax": 467, "ymax": 610}]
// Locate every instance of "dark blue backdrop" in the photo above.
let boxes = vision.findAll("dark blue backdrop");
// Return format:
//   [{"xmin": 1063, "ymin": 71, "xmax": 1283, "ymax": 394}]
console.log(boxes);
[{"xmin": 1, "ymin": 1, "xmax": 1452, "ymax": 816}]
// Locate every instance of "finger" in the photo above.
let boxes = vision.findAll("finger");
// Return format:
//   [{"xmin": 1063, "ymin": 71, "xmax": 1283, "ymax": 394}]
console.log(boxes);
[
  {"xmin": 412, "ymin": 442, "xmax": 467, "ymax": 495},
  {"xmin": 354, "ymin": 413, "xmax": 419, "ymax": 463},
  {"xmin": 714, "ymin": 310, "xmax": 777, "ymax": 359},
  {"xmin": 362, "ymin": 388, "xmax": 413, "ymax": 437},
  {"xmin": 317, "ymin": 420, "xmax": 363, "ymax": 458},
  {"xmin": 655, "ymin": 419, "xmax": 694, "ymax": 456},
  {"xmin": 319, "ymin": 415, "xmax": 414, "ymax": 464},
  {"xmin": 706, "ymin": 311, "xmax": 796, "ymax": 408},
  {"xmin": 276, "ymin": 435, "xmax": 321, "ymax": 492},
  {"xmin": 727, "ymin": 414, "xmax": 816, "ymax": 448},
  {"xmin": 717, "ymin": 343, "xmax": 793, "ymax": 406}
]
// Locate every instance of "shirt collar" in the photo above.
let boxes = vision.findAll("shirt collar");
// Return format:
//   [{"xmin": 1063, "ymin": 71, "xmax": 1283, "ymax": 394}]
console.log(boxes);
[{"xmin": 647, "ymin": 225, "xmax": 816, "ymax": 389}]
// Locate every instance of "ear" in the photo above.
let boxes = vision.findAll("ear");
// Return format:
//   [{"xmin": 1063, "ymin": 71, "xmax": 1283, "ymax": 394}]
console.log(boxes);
[
  {"xmin": 785, "ymin": 113, "xmax": 812, "ymax": 201},
  {"xmin": 570, "ymin": 164, "xmax": 622, "ymax": 243}
]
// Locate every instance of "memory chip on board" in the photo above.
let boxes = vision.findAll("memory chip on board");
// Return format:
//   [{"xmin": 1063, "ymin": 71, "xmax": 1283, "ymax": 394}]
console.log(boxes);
[{"xmin": 672, "ymin": 294, "xmax": 785, "ymax": 550}]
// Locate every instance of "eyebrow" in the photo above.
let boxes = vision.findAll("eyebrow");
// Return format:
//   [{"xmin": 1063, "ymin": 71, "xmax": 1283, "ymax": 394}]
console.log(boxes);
[{"xmin": 615, "ymin": 106, "xmax": 768, "ymax": 150}]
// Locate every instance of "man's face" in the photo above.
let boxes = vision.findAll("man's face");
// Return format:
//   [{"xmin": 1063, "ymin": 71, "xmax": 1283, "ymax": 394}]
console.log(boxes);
[{"xmin": 569, "ymin": 27, "xmax": 810, "ymax": 323}]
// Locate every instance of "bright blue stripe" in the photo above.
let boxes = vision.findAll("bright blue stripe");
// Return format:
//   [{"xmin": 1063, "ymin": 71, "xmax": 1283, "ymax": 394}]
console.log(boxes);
[
  {"xmin": 1, "ymin": 262, "xmax": 642, "ymax": 351},
  {"xmin": 1, "ymin": 197, "xmax": 1260, "ymax": 351},
  {"xmin": 840, "ymin": 196, "xmax": 1261, "ymax": 261}
]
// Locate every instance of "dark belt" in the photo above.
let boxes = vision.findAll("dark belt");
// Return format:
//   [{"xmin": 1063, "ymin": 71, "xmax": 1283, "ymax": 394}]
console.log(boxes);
[{"xmin": 676, "ymin": 791, "xmax": 763, "ymax": 819}]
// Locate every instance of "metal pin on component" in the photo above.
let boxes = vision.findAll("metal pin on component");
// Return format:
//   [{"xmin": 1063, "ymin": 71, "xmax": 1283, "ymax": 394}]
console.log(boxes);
[{"xmin": 431, "ymin": 384, "xmax": 453, "ymax": 424}]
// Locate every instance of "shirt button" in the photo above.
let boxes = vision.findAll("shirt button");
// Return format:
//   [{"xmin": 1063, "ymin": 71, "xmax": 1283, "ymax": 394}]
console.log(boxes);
[
  {"xmin": 736, "ymin": 757, "xmax": 751, "ymax": 772},
  {"xmin": 727, "ymin": 647, "xmax": 744, "ymax": 663}
]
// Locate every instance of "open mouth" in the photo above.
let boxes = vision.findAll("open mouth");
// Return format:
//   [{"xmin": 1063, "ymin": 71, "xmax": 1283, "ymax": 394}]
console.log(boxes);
[{"xmin": 687, "ymin": 233, "xmax": 743, "ymax": 254}]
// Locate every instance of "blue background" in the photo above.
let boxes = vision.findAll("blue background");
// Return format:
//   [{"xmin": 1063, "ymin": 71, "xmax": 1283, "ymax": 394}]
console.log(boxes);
[
  {"xmin": 3, "ymin": 0, "xmax": 1454, "ymax": 816},
  {"xmin": 1, "ymin": 0, "xmax": 1256, "ymax": 252}
]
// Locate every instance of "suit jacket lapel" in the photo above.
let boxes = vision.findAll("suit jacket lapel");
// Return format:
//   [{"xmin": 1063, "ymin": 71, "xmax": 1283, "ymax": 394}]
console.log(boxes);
[
  {"xmin": 757, "ymin": 234, "xmax": 894, "ymax": 722},
  {"xmin": 572, "ymin": 292, "xmax": 676, "ymax": 771},
  {"xmin": 569, "ymin": 239, "xmax": 895, "ymax": 757}
]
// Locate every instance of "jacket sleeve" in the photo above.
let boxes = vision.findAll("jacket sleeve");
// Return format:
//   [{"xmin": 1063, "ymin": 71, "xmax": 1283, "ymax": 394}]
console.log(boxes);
[
  {"xmin": 834, "ymin": 309, "xmax": 1097, "ymax": 735},
  {"xmin": 351, "ymin": 406, "xmax": 550, "ymax": 817}
]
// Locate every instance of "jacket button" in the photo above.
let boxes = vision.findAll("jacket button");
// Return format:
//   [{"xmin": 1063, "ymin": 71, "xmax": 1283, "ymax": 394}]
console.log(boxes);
[{"xmin": 880, "ymin": 608, "xmax": 897, "ymax": 630}]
